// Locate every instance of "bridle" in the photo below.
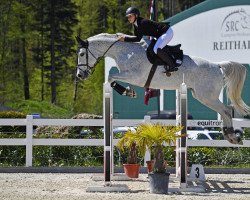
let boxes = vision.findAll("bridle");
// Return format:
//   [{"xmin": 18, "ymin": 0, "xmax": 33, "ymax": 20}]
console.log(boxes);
[{"xmin": 77, "ymin": 39, "xmax": 119, "ymax": 77}]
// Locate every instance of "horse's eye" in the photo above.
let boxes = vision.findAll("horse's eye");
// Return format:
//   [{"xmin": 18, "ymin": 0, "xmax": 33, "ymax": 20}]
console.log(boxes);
[{"xmin": 80, "ymin": 52, "xmax": 85, "ymax": 57}]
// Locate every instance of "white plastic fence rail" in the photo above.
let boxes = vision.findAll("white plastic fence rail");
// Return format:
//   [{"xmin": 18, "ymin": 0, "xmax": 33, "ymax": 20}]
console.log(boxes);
[{"xmin": 0, "ymin": 115, "xmax": 250, "ymax": 167}]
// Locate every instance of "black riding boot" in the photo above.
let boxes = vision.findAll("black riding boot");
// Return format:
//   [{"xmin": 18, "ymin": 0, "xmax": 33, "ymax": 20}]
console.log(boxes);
[{"xmin": 157, "ymin": 48, "xmax": 175, "ymax": 70}]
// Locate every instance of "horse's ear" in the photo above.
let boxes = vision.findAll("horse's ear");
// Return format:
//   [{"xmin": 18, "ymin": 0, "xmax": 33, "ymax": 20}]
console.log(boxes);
[{"xmin": 76, "ymin": 36, "xmax": 88, "ymax": 48}]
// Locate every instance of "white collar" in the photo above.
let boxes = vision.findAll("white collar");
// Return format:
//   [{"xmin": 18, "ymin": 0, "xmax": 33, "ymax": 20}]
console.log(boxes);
[{"xmin": 134, "ymin": 20, "xmax": 138, "ymax": 27}]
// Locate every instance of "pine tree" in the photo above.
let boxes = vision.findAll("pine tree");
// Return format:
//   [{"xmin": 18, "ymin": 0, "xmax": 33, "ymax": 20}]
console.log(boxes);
[{"xmin": 32, "ymin": 0, "xmax": 78, "ymax": 104}]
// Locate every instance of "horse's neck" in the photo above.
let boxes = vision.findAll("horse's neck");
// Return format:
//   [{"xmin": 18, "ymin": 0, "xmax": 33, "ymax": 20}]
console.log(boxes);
[{"xmin": 102, "ymin": 41, "xmax": 147, "ymax": 71}]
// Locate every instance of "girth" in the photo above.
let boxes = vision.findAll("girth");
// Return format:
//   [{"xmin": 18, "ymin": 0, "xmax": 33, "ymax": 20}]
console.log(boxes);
[{"xmin": 144, "ymin": 64, "xmax": 158, "ymax": 88}]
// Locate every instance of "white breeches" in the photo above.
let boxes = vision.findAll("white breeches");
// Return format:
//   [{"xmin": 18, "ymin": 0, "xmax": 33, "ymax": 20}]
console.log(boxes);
[{"xmin": 153, "ymin": 27, "xmax": 173, "ymax": 54}]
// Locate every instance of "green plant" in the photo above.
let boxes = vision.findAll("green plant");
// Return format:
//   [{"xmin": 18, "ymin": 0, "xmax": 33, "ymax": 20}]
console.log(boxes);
[
  {"xmin": 116, "ymin": 130, "xmax": 138, "ymax": 164},
  {"xmin": 0, "ymin": 111, "xmax": 26, "ymax": 118},
  {"xmin": 123, "ymin": 123, "xmax": 182, "ymax": 173},
  {"xmin": 0, "ymin": 111, "xmax": 27, "ymax": 133}
]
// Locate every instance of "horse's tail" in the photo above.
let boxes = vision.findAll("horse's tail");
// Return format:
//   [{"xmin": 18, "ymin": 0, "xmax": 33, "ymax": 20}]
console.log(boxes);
[{"xmin": 220, "ymin": 61, "xmax": 250, "ymax": 116}]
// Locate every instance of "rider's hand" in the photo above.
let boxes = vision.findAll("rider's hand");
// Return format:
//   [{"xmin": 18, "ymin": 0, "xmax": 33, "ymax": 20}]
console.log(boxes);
[{"xmin": 118, "ymin": 36, "xmax": 125, "ymax": 42}]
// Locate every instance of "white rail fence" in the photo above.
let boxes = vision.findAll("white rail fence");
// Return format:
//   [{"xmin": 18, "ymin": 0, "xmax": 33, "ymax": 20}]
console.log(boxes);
[{"xmin": 0, "ymin": 115, "xmax": 250, "ymax": 167}]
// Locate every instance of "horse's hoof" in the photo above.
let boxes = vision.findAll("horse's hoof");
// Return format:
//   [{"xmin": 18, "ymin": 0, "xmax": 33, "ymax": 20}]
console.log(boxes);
[
  {"xmin": 123, "ymin": 86, "xmax": 137, "ymax": 98},
  {"xmin": 166, "ymin": 72, "xmax": 171, "ymax": 77},
  {"xmin": 223, "ymin": 127, "xmax": 243, "ymax": 144},
  {"xmin": 235, "ymin": 132, "xmax": 243, "ymax": 145}
]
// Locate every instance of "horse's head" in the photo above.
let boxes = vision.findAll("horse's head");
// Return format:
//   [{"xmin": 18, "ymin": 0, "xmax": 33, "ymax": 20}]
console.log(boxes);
[
  {"xmin": 76, "ymin": 34, "xmax": 119, "ymax": 80},
  {"xmin": 76, "ymin": 36, "xmax": 98, "ymax": 80}
]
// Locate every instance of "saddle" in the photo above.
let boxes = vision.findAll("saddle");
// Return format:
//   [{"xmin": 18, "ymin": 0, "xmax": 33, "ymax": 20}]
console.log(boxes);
[
  {"xmin": 146, "ymin": 39, "xmax": 183, "ymax": 72},
  {"xmin": 144, "ymin": 39, "xmax": 184, "ymax": 88}
]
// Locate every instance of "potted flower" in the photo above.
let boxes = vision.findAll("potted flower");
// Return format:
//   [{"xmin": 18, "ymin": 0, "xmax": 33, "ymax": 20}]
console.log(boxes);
[
  {"xmin": 116, "ymin": 130, "xmax": 140, "ymax": 178},
  {"xmin": 133, "ymin": 123, "xmax": 182, "ymax": 194}
]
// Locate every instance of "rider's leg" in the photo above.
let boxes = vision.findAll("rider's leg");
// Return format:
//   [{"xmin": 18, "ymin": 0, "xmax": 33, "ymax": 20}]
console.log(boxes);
[
  {"xmin": 153, "ymin": 27, "xmax": 173, "ymax": 52},
  {"xmin": 153, "ymin": 28, "xmax": 175, "ymax": 68},
  {"xmin": 157, "ymin": 48, "xmax": 175, "ymax": 69}
]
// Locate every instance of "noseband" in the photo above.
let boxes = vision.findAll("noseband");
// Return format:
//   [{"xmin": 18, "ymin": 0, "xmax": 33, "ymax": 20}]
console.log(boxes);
[{"xmin": 77, "ymin": 39, "xmax": 119, "ymax": 76}]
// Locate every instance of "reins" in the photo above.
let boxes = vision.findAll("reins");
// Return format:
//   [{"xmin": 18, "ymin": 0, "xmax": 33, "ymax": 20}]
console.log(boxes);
[{"xmin": 77, "ymin": 39, "xmax": 119, "ymax": 76}]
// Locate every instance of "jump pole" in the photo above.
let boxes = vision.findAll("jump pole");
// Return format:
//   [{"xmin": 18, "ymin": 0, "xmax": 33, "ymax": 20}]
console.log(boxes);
[
  {"xmin": 173, "ymin": 82, "xmax": 205, "ymax": 193},
  {"xmin": 176, "ymin": 82, "xmax": 188, "ymax": 188},
  {"xmin": 86, "ymin": 82, "xmax": 129, "ymax": 192},
  {"xmin": 103, "ymin": 82, "xmax": 113, "ymax": 185}
]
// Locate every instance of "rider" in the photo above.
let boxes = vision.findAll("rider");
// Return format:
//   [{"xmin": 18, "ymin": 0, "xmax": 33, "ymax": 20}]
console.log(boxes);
[{"xmin": 118, "ymin": 6, "xmax": 175, "ymax": 69}]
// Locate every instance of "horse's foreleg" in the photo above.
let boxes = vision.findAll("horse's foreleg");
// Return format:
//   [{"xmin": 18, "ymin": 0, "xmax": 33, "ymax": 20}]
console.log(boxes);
[
  {"xmin": 193, "ymin": 95, "xmax": 242, "ymax": 144},
  {"xmin": 110, "ymin": 82, "xmax": 126, "ymax": 95},
  {"xmin": 108, "ymin": 74, "xmax": 137, "ymax": 98}
]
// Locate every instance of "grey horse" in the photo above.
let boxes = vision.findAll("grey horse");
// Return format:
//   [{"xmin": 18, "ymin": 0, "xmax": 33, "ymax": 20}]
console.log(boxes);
[{"xmin": 76, "ymin": 33, "xmax": 250, "ymax": 145}]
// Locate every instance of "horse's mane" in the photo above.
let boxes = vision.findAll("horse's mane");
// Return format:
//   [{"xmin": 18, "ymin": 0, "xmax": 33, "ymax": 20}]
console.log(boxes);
[
  {"xmin": 88, "ymin": 33, "xmax": 118, "ymax": 40},
  {"xmin": 88, "ymin": 33, "xmax": 148, "ymax": 50}
]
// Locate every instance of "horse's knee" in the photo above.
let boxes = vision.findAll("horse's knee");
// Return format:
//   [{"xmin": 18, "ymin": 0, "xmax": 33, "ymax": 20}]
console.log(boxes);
[{"xmin": 108, "ymin": 76, "xmax": 113, "ymax": 83}]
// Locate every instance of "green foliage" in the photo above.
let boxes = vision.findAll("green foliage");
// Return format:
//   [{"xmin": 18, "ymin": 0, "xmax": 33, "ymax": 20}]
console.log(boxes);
[
  {"xmin": 243, "ymin": 128, "xmax": 250, "ymax": 139},
  {"xmin": 33, "ymin": 146, "xmax": 103, "ymax": 167},
  {"xmin": 0, "ymin": 129, "xmax": 249, "ymax": 167},
  {"xmin": 0, "ymin": 111, "xmax": 27, "ymax": 133},
  {"xmin": 0, "ymin": 129, "xmax": 104, "ymax": 167},
  {"xmin": 188, "ymin": 147, "xmax": 250, "ymax": 167},
  {"xmin": 6, "ymin": 100, "xmax": 73, "ymax": 118},
  {"xmin": 0, "ymin": 132, "xmax": 26, "ymax": 166},
  {"xmin": 188, "ymin": 147, "xmax": 217, "ymax": 166},
  {"xmin": 116, "ymin": 130, "xmax": 138, "ymax": 164},
  {"xmin": 0, "ymin": 111, "xmax": 26, "ymax": 118},
  {"xmin": 0, "ymin": 0, "xmax": 206, "ymax": 116},
  {"xmin": 73, "ymin": 61, "xmax": 104, "ymax": 114},
  {"xmin": 118, "ymin": 123, "xmax": 182, "ymax": 173},
  {"xmin": 133, "ymin": 124, "xmax": 182, "ymax": 156}
]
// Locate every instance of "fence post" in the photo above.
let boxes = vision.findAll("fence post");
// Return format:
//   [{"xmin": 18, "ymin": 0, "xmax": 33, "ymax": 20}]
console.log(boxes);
[
  {"xmin": 175, "ymin": 82, "xmax": 188, "ymax": 189},
  {"xmin": 143, "ymin": 115, "xmax": 151, "ymax": 166},
  {"xmin": 103, "ymin": 82, "xmax": 113, "ymax": 185},
  {"xmin": 26, "ymin": 115, "xmax": 33, "ymax": 167},
  {"xmin": 179, "ymin": 83, "xmax": 188, "ymax": 188},
  {"xmin": 176, "ymin": 89, "xmax": 180, "ymax": 177}
]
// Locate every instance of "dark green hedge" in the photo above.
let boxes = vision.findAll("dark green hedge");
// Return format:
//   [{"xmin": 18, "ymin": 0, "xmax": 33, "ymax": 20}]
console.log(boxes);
[
  {"xmin": 0, "ymin": 126, "xmax": 249, "ymax": 167},
  {"xmin": 0, "ymin": 111, "xmax": 27, "ymax": 133}
]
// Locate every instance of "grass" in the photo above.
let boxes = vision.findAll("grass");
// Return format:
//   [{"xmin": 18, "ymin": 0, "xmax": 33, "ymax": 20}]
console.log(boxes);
[
  {"xmin": 6, "ymin": 100, "xmax": 74, "ymax": 118},
  {"xmin": 207, "ymin": 164, "xmax": 250, "ymax": 168}
]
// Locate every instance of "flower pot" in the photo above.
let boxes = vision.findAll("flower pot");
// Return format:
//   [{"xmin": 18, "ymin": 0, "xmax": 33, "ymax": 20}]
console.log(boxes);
[
  {"xmin": 123, "ymin": 164, "xmax": 140, "ymax": 178},
  {"xmin": 147, "ymin": 160, "xmax": 167, "ymax": 173},
  {"xmin": 146, "ymin": 160, "xmax": 155, "ymax": 173},
  {"xmin": 148, "ymin": 172, "xmax": 170, "ymax": 194}
]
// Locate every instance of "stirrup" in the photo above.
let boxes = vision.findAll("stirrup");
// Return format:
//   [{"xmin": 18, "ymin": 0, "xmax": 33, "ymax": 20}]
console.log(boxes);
[
  {"xmin": 122, "ymin": 86, "xmax": 137, "ymax": 98},
  {"xmin": 164, "ymin": 65, "xmax": 178, "ymax": 74}
]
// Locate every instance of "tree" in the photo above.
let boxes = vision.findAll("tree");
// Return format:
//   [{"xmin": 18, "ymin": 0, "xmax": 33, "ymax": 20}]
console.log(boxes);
[
  {"xmin": 32, "ymin": 0, "xmax": 78, "ymax": 104},
  {"xmin": 0, "ymin": 0, "xmax": 206, "ymax": 116},
  {"xmin": 1, "ymin": 0, "xmax": 36, "ymax": 101},
  {"xmin": 0, "ymin": 0, "xmax": 13, "ymax": 104}
]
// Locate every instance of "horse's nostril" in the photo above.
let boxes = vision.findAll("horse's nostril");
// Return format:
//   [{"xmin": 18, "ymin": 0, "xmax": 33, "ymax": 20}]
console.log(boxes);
[{"xmin": 77, "ymin": 74, "xmax": 82, "ymax": 78}]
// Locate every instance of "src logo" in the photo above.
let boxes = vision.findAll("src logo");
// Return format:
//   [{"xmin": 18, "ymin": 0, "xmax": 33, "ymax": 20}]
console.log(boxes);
[{"xmin": 221, "ymin": 8, "xmax": 250, "ymax": 36}]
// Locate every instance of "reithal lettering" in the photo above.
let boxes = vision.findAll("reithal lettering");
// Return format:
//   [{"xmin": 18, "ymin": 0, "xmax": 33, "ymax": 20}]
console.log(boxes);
[{"xmin": 213, "ymin": 40, "xmax": 250, "ymax": 50}]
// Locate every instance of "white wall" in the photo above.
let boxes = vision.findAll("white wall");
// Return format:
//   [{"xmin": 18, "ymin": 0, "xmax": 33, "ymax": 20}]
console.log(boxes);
[{"xmin": 169, "ymin": 5, "xmax": 250, "ymax": 63}]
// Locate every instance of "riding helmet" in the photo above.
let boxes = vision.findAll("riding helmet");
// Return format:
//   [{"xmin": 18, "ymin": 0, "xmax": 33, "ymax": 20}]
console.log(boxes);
[{"xmin": 125, "ymin": 7, "xmax": 140, "ymax": 17}]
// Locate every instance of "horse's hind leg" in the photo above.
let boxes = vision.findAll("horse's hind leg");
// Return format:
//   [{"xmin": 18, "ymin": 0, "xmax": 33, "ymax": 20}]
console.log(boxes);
[{"xmin": 192, "ymin": 94, "xmax": 242, "ymax": 144}]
